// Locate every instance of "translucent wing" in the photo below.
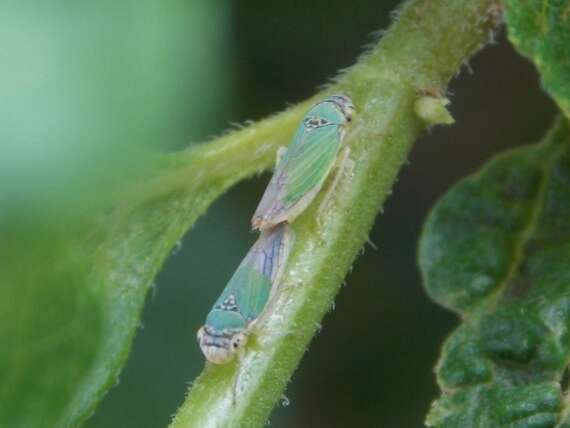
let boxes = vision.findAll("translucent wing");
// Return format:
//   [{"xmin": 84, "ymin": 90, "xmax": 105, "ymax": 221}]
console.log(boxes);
[{"xmin": 208, "ymin": 223, "xmax": 294, "ymax": 325}]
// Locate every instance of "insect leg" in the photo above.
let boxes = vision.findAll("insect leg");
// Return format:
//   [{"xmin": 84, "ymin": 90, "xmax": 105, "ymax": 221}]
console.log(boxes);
[{"xmin": 276, "ymin": 146, "xmax": 287, "ymax": 167}]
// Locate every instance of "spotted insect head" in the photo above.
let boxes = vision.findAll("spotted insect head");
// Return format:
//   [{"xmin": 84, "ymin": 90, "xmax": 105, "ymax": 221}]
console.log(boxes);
[
  {"xmin": 196, "ymin": 326, "xmax": 247, "ymax": 364},
  {"xmin": 197, "ymin": 294, "xmax": 249, "ymax": 364}
]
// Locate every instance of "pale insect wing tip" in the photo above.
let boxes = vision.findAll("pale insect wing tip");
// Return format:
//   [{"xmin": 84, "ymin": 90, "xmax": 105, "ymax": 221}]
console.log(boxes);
[{"xmin": 250, "ymin": 216, "xmax": 262, "ymax": 231}]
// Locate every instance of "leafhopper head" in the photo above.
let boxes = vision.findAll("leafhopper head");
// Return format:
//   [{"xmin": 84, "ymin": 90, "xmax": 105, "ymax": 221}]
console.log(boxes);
[
  {"xmin": 197, "ymin": 325, "xmax": 247, "ymax": 364},
  {"xmin": 327, "ymin": 94, "xmax": 355, "ymax": 123}
]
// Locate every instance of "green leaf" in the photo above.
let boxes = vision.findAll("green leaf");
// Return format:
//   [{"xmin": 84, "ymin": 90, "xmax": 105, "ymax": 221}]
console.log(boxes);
[
  {"xmin": 0, "ymin": 1, "xmax": 234, "ymax": 426},
  {"xmin": 506, "ymin": 0, "xmax": 570, "ymax": 118},
  {"xmin": 0, "ymin": 101, "xmax": 308, "ymax": 428},
  {"xmin": 0, "ymin": 161, "xmax": 234, "ymax": 428},
  {"xmin": 419, "ymin": 117, "xmax": 570, "ymax": 427}
]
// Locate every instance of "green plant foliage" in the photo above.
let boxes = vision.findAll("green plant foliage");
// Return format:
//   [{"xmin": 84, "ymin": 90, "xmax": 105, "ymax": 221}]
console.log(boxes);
[
  {"xmin": 0, "ymin": 161, "xmax": 232, "ymax": 428},
  {"xmin": 506, "ymin": 0, "xmax": 570, "ymax": 118},
  {"xmin": 0, "ymin": 88, "xmax": 313, "ymax": 428},
  {"xmin": 0, "ymin": 0, "xmax": 510, "ymax": 426},
  {"xmin": 419, "ymin": 118, "xmax": 570, "ymax": 427},
  {"xmin": 171, "ymin": 0, "xmax": 497, "ymax": 426},
  {"xmin": 0, "ymin": 1, "xmax": 236, "ymax": 425}
]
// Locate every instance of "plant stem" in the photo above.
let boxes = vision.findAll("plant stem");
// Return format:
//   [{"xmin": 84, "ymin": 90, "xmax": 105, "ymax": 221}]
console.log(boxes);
[{"xmin": 171, "ymin": 1, "xmax": 496, "ymax": 427}]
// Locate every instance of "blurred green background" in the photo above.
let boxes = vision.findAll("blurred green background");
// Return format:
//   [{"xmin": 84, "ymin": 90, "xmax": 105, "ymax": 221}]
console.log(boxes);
[{"xmin": 1, "ymin": 1, "xmax": 556, "ymax": 427}]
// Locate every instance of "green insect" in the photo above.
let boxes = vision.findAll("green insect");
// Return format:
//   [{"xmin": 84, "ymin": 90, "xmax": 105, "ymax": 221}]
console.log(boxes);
[
  {"xmin": 197, "ymin": 223, "xmax": 295, "ymax": 364},
  {"xmin": 252, "ymin": 94, "xmax": 355, "ymax": 231}
]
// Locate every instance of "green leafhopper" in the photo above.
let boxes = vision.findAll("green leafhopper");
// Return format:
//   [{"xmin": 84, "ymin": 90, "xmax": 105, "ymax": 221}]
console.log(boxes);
[
  {"xmin": 197, "ymin": 223, "xmax": 295, "ymax": 364},
  {"xmin": 251, "ymin": 94, "xmax": 355, "ymax": 231}
]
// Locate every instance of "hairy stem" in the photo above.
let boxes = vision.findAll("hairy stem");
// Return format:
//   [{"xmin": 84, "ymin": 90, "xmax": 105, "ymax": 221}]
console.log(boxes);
[{"xmin": 170, "ymin": 0, "xmax": 496, "ymax": 427}]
